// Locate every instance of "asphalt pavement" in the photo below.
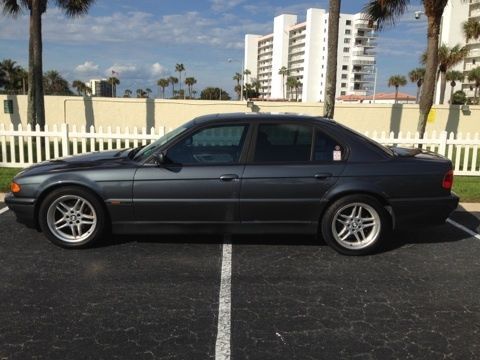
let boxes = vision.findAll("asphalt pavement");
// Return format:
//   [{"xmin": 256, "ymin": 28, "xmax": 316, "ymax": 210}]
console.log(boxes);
[{"xmin": 0, "ymin": 204, "xmax": 479, "ymax": 360}]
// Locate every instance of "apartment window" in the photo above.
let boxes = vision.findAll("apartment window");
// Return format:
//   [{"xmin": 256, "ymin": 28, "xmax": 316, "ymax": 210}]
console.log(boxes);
[
  {"xmin": 346, "ymin": 20, "xmax": 351, "ymax": 26},
  {"xmin": 342, "ymin": 65, "xmax": 348, "ymax": 70},
  {"xmin": 345, "ymin": 29, "xmax": 351, "ymax": 35},
  {"xmin": 344, "ymin": 38, "xmax": 351, "ymax": 44},
  {"xmin": 473, "ymin": 59, "xmax": 476, "ymax": 65},
  {"xmin": 341, "ymin": 74, "xmax": 347, "ymax": 79},
  {"xmin": 341, "ymin": 91, "xmax": 346, "ymax": 95},
  {"xmin": 343, "ymin": 47, "xmax": 350, "ymax": 53},
  {"xmin": 341, "ymin": 83, "xmax": 347, "ymax": 88}
]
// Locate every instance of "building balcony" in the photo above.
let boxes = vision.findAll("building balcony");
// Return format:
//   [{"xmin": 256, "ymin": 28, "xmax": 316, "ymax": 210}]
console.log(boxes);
[
  {"xmin": 354, "ymin": 21, "xmax": 374, "ymax": 29},
  {"xmin": 355, "ymin": 31, "xmax": 378, "ymax": 39},
  {"xmin": 465, "ymin": 48, "xmax": 480, "ymax": 57},
  {"xmin": 352, "ymin": 59, "xmax": 376, "ymax": 66},
  {"xmin": 352, "ymin": 50, "xmax": 376, "ymax": 57},
  {"xmin": 352, "ymin": 76, "xmax": 375, "ymax": 83}
]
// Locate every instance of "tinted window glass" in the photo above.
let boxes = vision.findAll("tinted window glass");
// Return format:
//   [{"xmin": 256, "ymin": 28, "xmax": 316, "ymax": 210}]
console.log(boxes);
[
  {"xmin": 314, "ymin": 129, "xmax": 343, "ymax": 161},
  {"xmin": 254, "ymin": 124, "xmax": 312, "ymax": 162},
  {"xmin": 167, "ymin": 125, "xmax": 248, "ymax": 164}
]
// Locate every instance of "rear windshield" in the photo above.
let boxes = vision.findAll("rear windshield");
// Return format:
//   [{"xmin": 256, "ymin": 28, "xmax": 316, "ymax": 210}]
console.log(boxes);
[{"xmin": 335, "ymin": 123, "xmax": 394, "ymax": 157}]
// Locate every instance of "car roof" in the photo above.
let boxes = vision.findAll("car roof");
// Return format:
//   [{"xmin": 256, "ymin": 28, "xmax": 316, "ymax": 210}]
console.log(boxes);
[{"xmin": 191, "ymin": 112, "xmax": 335, "ymax": 125}]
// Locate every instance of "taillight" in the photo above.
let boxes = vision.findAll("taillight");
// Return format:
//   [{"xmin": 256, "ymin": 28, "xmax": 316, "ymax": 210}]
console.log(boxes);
[{"xmin": 442, "ymin": 170, "xmax": 454, "ymax": 190}]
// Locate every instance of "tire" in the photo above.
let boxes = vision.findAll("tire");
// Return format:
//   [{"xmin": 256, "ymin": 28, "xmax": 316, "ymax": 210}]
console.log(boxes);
[
  {"xmin": 320, "ymin": 194, "xmax": 391, "ymax": 256},
  {"xmin": 39, "ymin": 186, "xmax": 106, "ymax": 248}
]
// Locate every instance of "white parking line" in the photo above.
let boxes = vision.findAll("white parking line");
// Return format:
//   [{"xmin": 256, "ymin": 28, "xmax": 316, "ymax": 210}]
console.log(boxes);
[
  {"xmin": 447, "ymin": 218, "xmax": 480, "ymax": 241},
  {"xmin": 215, "ymin": 235, "xmax": 232, "ymax": 360},
  {"xmin": 0, "ymin": 207, "xmax": 9, "ymax": 215}
]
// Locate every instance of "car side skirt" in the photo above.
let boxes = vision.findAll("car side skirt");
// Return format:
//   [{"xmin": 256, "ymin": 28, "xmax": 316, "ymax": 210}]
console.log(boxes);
[{"xmin": 112, "ymin": 221, "xmax": 318, "ymax": 235}]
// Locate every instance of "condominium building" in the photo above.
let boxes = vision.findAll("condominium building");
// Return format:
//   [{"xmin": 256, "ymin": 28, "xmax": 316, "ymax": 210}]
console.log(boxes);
[
  {"xmin": 89, "ymin": 79, "xmax": 113, "ymax": 97},
  {"xmin": 437, "ymin": 0, "xmax": 480, "ymax": 104},
  {"xmin": 244, "ymin": 8, "xmax": 377, "ymax": 102}
]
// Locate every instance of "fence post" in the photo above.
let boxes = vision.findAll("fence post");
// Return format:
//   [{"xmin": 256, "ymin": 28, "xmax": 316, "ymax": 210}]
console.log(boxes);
[
  {"xmin": 438, "ymin": 131, "xmax": 447, "ymax": 156},
  {"xmin": 62, "ymin": 123, "xmax": 69, "ymax": 157}
]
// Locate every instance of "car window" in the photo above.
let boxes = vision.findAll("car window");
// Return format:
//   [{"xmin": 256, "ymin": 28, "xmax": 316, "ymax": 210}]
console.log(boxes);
[
  {"xmin": 167, "ymin": 124, "xmax": 248, "ymax": 164},
  {"xmin": 314, "ymin": 129, "xmax": 344, "ymax": 162},
  {"xmin": 254, "ymin": 124, "xmax": 313, "ymax": 162}
]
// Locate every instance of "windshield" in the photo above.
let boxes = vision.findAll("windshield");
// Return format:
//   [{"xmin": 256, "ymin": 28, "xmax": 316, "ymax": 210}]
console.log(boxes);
[{"xmin": 133, "ymin": 125, "xmax": 189, "ymax": 161}]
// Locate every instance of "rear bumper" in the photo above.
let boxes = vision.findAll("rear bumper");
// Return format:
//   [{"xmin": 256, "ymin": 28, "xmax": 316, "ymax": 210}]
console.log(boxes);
[
  {"xmin": 4, "ymin": 193, "xmax": 37, "ymax": 229},
  {"xmin": 390, "ymin": 194, "xmax": 459, "ymax": 228}
]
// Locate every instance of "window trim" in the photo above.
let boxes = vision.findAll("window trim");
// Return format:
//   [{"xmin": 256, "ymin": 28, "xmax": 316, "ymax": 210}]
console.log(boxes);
[{"xmin": 145, "ymin": 122, "xmax": 252, "ymax": 166}]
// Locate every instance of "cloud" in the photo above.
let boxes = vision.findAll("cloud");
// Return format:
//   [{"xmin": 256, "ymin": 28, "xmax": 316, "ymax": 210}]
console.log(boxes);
[
  {"xmin": 75, "ymin": 61, "xmax": 99, "ymax": 73},
  {"xmin": 210, "ymin": 0, "xmax": 246, "ymax": 12}
]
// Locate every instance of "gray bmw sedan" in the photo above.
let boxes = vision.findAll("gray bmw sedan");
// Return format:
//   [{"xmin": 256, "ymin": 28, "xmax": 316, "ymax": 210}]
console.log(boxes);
[{"xmin": 5, "ymin": 113, "xmax": 458, "ymax": 255}]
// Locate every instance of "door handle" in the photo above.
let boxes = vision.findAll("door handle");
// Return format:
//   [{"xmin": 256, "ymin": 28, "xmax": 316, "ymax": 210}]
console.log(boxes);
[
  {"xmin": 220, "ymin": 174, "xmax": 239, "ymax": 182},
  {"xmin": 314, "ymin": 173, "xmax": 332, "ymax": 180}
]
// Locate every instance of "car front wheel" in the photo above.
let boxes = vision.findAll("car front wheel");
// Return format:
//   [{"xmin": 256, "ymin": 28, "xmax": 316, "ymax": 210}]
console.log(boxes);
[
  {"xmin": 39, "ymin": 186, "xmax": 106, "ymax": 248},
  {"xmin": 321, "ymin": 195, "xmax": 390, "ymax": 255}
]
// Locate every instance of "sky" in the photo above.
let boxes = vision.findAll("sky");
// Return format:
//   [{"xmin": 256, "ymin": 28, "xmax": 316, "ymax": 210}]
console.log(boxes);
[{"xmin": 0, "ymin": 0, "xmax": 427, "ymax": 98}]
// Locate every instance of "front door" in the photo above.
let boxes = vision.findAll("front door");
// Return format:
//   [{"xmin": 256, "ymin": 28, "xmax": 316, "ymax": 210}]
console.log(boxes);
[{"xmin": 133, "ymin": 123, "xmax": 250, "ymax": 224}]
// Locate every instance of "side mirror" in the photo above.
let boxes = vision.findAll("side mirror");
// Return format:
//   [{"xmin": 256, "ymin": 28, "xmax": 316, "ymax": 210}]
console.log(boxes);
[{"xmin": 153, "ymin": 151, "xmax": 167, "ymax": 166}]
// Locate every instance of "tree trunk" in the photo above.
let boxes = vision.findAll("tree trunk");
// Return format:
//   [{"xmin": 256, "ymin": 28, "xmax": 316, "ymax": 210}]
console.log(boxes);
[
  {"xmin": 417, "ymin": 15, "xmax": 442, "ymax": 139},
  {"xmin": 395, "ymin": 86, "xmax": 399, "ymax": 104},
  {"xmin": 439, "ymin": 70, "xmax": 447, "ymax": 104},
  {"xmin": 449, "ymin": 83, "xmax": 455, "ymax": 105},
  {"xmin": 323, "ymin": 0, "xmax": 341, "ymax": 119},
  {"xmin": 27, "ymin": 12, "xmax": 35, "ymax": 127},
  {"xmin": 416, "ymin": 85, "xmax": 421, "ymax": 104},
  {"xmin": 31, "ymin": 0, "xmax": 45, "ymax": 130}
]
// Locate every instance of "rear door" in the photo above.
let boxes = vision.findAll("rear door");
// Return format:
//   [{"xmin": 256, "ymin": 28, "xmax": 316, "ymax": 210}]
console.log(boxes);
[{"xmin": 240, "ymin": 122, "xmax": 347, "ymax": 224}]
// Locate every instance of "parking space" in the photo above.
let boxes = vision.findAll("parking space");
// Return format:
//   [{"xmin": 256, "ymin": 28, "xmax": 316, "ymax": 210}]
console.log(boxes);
[
  {"xmin": 0, "ymin": 209, "xmax": 223, "ymax": 359},
  {"xmin": 0, "ymin": 207, "xmax": 479, "ymax": 359}
]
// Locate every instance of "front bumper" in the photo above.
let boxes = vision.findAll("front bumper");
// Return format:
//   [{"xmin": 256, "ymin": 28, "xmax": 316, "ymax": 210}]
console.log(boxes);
[
  {"xmin": 390, "ymin": 194, "xmax": 460, "ymax": 228},
  {"xmin": 4, "ymin": 193, "xmax": 37, "ymax": 229}
]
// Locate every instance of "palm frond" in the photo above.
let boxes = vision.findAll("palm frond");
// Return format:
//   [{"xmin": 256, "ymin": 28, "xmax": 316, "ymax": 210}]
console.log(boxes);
[
  {"xmin": 1, "ymin": 0, "xmax": 23, "ymax": 16},
  {"xmin": 362, "ymin": 0, "xmax": 410, "ymax": 30},
  {"xmin": 55, "ymin": 0, "xmax": 95, "ymax": 17}
]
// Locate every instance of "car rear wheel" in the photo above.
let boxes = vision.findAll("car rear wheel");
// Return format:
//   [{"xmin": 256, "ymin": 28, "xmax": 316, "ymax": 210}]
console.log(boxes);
[
  {"xmin": 321, "ymin": 195, "xmax": 390, "ymax": 255},
  {"xmin": 39, "ymin": 187, "xmax": 106, "ymax": 248}
]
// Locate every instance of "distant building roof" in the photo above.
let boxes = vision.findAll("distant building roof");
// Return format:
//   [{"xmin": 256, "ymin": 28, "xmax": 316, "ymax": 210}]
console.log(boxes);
[{"xmin": 337, "ymin": 92, "xmax": 416, "ymax": 102}]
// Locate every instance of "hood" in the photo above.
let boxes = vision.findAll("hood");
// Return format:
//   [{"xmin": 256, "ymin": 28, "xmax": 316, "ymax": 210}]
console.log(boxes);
[{"xmin": 16, "ymin": 149, "xmax": 133, "ymax": 178}]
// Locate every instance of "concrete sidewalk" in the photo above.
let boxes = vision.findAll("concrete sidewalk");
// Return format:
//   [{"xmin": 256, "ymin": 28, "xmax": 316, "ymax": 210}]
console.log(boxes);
[{"xmin": 1, "ymin": 192, "xmax": 478, "ymax": 212}]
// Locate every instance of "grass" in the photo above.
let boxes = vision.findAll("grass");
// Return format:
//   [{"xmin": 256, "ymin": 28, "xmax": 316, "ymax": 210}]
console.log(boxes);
[
  {"xmin": 0, "ymin": 168, "xmax": 22, "ymax": 193},
  {"xmin": 0, "ymin": 168, "xmax": 479, "ymax": 203},
  {"xmin": 453, "ymin": 176, "xmax": 480, "ymax": 203}
]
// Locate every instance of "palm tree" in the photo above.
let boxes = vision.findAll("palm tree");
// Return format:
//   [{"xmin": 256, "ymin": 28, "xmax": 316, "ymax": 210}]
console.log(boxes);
[
  {"xmin": 168, "ymin": 76, "xmax": 178, "ymax": 98},
  {"xmin": 175, "ymin": 63, "xmax": 185, "ymax": 98},
  {"xmin": 157, "ymin": 78, "xmax": 169, "ymax": 99},
  {"xmin": 184, "ymin": 77, "xmax": 197, "ymax": 98},
  {"xmin": 446, "ymin": 70, "xmax": 464, "ymax": 104},
  {"xmin": 0, "ymin": 59, "xmax": 22, "ymax": 94},
  {"xmin": 421, "ymin": 44, "xmax": 469, "ymax": 104},
  {"xmin": 324, "ymin": 0, "xmax": 341, "ymax": 118},
  {"xmin": 0, "ymin": 0, "xmax": 95, "ymax": 128},
  {"xmin": 43, "ymin": 70, "xmax": 72, "ymax": 95},
  {"xmin": 363, "ymin": 0, "xmax": 450, "ymax": 138},
  {"xmin": 107, "ymin": 76, "xmax": 120, "ymax": 97},
  {"xmin": 123, "ymin": 89, "xmax": 132, "ymax": 98},
  {"xmin": 72, "ymin": 80, "xmax": 86, "ymax": 95},
  {"xmin": 463, "ymin": 18, "xmax": 480, "ymax": 42},
  {"xmin": 467, "ymin": 67, "xmax": 480, "ymax": 104},
  {"xmin": 286, "ymin": 76, "xmax": 302, "ymax": 101},
  {"xmin": 278, "ymin": 66, "xmax": 289, "ymax": 99},
  {"xmin": 388, "ymin": 75, "xmax": 407, "ymax": 104},
  {"xmin": 233, "ymin": 72, "xmax": 242, "ymax": 99},
  {"xmin": 408, "ymin": 68, "xmax": 425, "ymax": 104},
  {"xmin": 243, "ymin": 69, "xmax": 251, "ymax": 86}
]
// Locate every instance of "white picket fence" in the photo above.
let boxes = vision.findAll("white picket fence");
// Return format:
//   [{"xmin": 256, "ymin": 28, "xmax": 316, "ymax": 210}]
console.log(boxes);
[{"xmin": 0, "ymin": 123, "xmax": 479, "ymax": 176}]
